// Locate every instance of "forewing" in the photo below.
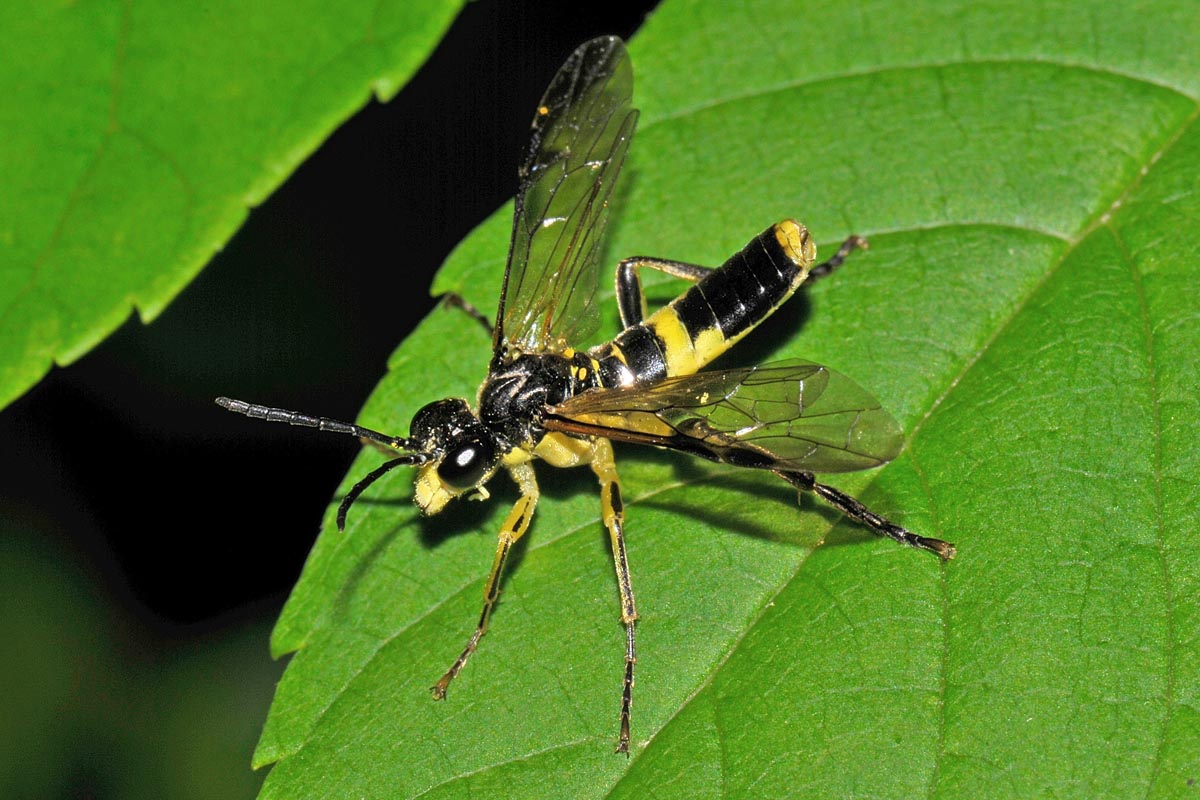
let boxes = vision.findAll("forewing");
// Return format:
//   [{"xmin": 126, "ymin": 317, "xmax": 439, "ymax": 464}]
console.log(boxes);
[
  {"xmin": 545, "ymin": 360, "xmax": 904, "ymax": 473},
  {"xmin": 495, "ymin": 36, "xmax": 638, "ymax": 356}
]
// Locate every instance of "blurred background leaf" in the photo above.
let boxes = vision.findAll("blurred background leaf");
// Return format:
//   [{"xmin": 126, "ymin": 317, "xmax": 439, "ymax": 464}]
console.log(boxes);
[
  {"xmin": 0, "ymin": 519, "xmax": 279, "ymax": 799},
  {"xmin": 255, "ymin": 0, "xmax": 1200, "ymax": 798},
  {"xmin": 0, "ymin": 0, "xmax": 462, "ymax": 410}
]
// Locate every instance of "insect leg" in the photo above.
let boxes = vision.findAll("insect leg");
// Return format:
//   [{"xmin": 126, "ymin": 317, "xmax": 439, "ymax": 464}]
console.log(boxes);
[
  {"xmin": 776, "ymin": 470, "xmax": 956, "ymax": 560},
  {"xmin": 590, "ymin": 438, "xmax": 638, "ymax": 754},
  {"xmin": 439, "ymin": 291, "xmax": 494, "ymax": 335},
  {"xmin": 806, "ymin": 235, "xmax": 869, "ymax": 282},
  {"xmin": 615, "ymin": 256, "xmax": 712, "ymax": 327},
  {"xmin": 431, "ymin": 463, "xmax": 539, "ymax": 700}
]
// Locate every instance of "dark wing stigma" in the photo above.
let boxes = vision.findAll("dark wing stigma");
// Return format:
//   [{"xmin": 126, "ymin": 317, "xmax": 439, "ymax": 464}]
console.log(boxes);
[
  {"xmin": 493, "ymin": 36, "xmax": 638, "ymax": 359},
  {"xmin": 543, "ymin": 359, "xmax": 904, "ymax": 473}
]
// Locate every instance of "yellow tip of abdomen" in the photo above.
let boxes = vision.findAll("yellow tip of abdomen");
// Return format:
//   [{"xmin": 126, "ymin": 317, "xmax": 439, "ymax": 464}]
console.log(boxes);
[{"xmin": 775, "ymin": 220, "xmax": 816, "ymax": 269}]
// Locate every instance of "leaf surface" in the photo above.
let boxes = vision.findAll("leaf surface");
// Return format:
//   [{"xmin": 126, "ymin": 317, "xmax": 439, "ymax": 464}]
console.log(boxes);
[{"xmin": 256, "ymin": 1, "xmax": 1200, "ymax": 797}]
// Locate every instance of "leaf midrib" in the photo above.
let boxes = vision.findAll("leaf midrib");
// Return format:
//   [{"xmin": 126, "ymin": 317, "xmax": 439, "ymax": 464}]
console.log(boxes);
[{"xmin": 641, "ymin": 57, "xmax": 1198, "ymax": 133}]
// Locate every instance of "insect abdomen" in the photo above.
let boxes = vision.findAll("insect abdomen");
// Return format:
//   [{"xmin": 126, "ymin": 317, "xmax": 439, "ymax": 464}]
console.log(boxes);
[{"xmin": 596, "ymin": 220, "xmax": 816, "ymax": 385}]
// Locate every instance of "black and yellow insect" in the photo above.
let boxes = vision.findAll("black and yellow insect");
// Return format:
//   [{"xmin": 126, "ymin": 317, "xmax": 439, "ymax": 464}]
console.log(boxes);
[{"xmin": 217, "ymin": 36, "xmax": 954, "ymax": 754}]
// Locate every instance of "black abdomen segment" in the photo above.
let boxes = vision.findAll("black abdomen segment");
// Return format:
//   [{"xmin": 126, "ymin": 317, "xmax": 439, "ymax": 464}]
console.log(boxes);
[{"xmin": 592, "ymin": 220, "xmax": 816, "ymax": 386}]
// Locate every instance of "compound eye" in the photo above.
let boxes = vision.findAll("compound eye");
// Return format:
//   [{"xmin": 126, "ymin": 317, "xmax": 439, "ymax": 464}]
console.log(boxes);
[{"xmin": 437, "ymin": 438, "xmax": 494, "ymax": 490}]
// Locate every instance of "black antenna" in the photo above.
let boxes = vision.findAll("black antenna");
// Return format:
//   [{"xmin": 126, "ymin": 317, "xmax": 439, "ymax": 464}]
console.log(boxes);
[
  {"xmin": 216, "ymin": 397, "xmax": 429, "ymax": 531},
  {"xmin": 336, "ymin": 455, "xmax": 427, "ymax": 530},
  {"xmin": 215, "ymin": 397, "xmax": 418, "ymax": 451}
]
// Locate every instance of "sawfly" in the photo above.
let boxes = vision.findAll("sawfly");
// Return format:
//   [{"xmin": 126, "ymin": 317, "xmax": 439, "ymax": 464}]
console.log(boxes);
[{"xmin": 218, "ymin": 35, "xmax": 955, "ymax": 754}]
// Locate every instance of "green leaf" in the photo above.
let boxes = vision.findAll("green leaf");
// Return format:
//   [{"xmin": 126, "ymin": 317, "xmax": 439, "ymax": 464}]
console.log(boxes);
[
  {"xmin": 256, "ymin": 1, "xmax": 1200, "ymax": 797},
  {"xmin": 0, "ymin": 0, "xmax": 462, "ymax": 409}
]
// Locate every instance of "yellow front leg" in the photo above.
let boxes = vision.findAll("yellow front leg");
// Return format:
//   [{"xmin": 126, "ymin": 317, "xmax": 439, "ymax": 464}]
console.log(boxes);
[
  {"xmin": 590, "ymin": 438, "xmax": 638, "ymax": 755},
  {"xmin": 431, "ymin": 462, "xmax": 539, "ymax": 700}
]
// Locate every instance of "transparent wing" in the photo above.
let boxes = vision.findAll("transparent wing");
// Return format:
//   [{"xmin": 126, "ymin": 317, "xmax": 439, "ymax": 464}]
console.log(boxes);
[
  {"xmin": 494, "ymin": 36, "xmax": 638, "ymax": 356},
  {"xmin": 544, "ymin": 360, "xmax": 904, "ymax": 473}
]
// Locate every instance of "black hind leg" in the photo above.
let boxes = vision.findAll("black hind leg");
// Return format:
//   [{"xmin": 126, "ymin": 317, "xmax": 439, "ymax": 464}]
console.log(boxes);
[{"xmin": 776, "ymin": 470, "xmax": 955, "ymax": 560}]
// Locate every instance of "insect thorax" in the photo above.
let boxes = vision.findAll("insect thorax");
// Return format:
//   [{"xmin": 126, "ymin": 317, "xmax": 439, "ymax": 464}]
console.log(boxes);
[{"xmin": 478, "ymin": 351, "xmax": 605, "ymax": 448}]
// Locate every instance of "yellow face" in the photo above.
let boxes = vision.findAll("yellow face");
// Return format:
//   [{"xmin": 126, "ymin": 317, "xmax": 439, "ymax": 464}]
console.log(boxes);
[
  {"xmin": 413, "ymin": 454, "xmax": 498, "ymax": 515},
  {"xmin": 414, "ymin": 463, "xmax": 457, "ymax": 515}
]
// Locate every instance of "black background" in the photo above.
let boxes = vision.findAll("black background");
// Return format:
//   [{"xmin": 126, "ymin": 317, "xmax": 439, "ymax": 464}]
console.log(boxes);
[{"xmin": 4, "ymin": 0, "xmax": 660, "ymax": 635}]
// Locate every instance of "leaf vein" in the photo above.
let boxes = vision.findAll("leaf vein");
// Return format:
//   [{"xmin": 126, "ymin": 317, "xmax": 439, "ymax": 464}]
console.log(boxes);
[
  {"xmin": 1108, "ymin": 223, "xmax": 1176, "ymax": 800},
  {"xmin": 642, "ymin": 58, "xmax": 1197, "ymax": 132}
]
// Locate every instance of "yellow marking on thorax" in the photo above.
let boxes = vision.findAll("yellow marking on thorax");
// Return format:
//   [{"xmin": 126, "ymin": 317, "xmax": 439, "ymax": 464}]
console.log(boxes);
[
  {"xmin": 533, "ymin": 432, "xmax": 595, "ymax": 468},
  {"xmin": 605, "ymin": 343, "xmax": 629, "ymax": 366},
  {"xmin": 593, "ymin": 343, "xmax": 636, "ymax": 386},
  {"xmin": 502, "ymin": 447, "xmax": 534, "ymax": 466}
]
